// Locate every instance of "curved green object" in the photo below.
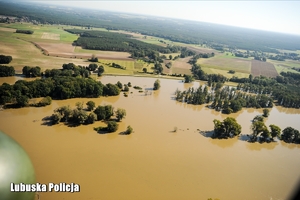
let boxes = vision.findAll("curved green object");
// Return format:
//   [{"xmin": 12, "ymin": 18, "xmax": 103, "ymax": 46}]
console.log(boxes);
[{"xmin": 0, "ymin": 130, "xmax": 36, "ymax": 200}]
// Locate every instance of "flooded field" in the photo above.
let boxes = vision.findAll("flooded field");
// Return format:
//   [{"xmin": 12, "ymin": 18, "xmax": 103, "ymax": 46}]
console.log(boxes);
[{"xmin": 0, "ymin": 76, "xmax": 300, "ymax": 200}]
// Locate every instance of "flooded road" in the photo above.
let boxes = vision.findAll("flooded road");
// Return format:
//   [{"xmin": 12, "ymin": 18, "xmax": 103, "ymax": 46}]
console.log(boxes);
[{"xmin": 0, "ymin": 75, "xmax": 300, "ymax": 200}]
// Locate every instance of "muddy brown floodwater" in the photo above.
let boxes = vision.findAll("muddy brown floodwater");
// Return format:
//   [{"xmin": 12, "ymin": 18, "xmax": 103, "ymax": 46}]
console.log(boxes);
[{"xmin": 1, "ymin": 75, "xmax": 300, "ymax": 200}]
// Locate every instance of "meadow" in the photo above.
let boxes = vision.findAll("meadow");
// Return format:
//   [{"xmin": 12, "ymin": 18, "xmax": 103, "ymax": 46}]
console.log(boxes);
[
  {"xmin": 270, "ymin": 59, "xmax": 300, "ymax": 74},
  {"xmin": 196, "ymin": 53, "xmax": 251, "ymax": 78}
]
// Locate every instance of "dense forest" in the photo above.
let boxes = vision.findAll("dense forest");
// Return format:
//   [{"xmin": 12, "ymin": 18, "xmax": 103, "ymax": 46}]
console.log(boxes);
[
  {"xmin": 66, "ymin": 29, "xmax": 178, "ymax": 56},
  {"xmin": 1, "ymin": 1, "xmax": 300, "ymax": 53}
]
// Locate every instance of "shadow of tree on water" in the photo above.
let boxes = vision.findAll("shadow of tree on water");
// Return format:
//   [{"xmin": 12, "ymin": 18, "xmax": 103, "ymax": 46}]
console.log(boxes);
[
  {"xmin": 199, "ymin": 130, "xmax": 214, "ymax": 138},
  {"xmin": 41, "ymin": 116, "xmax": 53, "ymax": 126}
]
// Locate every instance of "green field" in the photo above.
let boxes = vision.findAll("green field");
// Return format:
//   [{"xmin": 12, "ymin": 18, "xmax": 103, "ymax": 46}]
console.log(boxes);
[
  {"xmin": 0, "ymin": 23, "xmax": 92, "ymax": 72},
  {"xmin": 197, "ymin": 53, "xmax": 251, "ymax": 74},
  {"xmin": 201, "ymin": 67, "xmax": 249, "ymax": 78},
  {"xmin": 0, "ymin": 23, "xmax": 78, "ymax": 43},
  {"xmin": 98, "ymin": 59, "xmax": 135, "ymax": 75},
  {"xmin": 270, "ymin": 59, "xmax": 300, "ymax": 74},
  {"xmin": 134, "ymin": 60, "xmax": 154, "ymax": 72}
]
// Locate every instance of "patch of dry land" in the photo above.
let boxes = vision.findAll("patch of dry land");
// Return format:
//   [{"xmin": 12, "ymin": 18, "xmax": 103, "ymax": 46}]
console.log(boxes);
[
  {"xmin": 41, "ymin": 32, "xmax": 60, "ymax": 40},
  {"xmin": 0, "ymin": 27, "xmax": 16, "ymax": 32}
]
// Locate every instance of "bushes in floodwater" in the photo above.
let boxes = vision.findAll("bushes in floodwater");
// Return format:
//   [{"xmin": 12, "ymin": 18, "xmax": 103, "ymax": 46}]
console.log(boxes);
[
  {"xmin": 94, "ymin": 121, "xmax": 119, "ymax": 133},
  {"xmin": 133, "ymin": 86, "xmax": 142, "ymax": 90}
]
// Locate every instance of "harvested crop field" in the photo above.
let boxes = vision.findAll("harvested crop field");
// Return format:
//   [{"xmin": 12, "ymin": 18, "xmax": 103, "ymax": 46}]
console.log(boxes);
[
  {"xmin": 41, "ymin": 32, "xmax": 60, "ymax": 40},
  {"xmin": 251, "ymin": 60, "xmax": 278, "ymax": 77},
  {"xmin": 187, "ymin": 46, "xmax": 215, "ymax": 54},
  {"xmin": 171, "ymin": 57, "xmax": 192, "ymax": 75},
  {"xmin": 35, "ymin": 42, "xmax": 75, "ymax": 54},
  {"xmin": 0, "ymin": 27, "xmax": 16, "ymax": 32},
  {"xmin": 34, "ymin": 42, "xmax": 132, "ymax": 60}
]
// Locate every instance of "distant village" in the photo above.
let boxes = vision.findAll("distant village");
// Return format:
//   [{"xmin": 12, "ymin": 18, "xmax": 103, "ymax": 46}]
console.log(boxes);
[{"xmin": 0, "ymin": 15, "xmax": 39, "ymax": 25}]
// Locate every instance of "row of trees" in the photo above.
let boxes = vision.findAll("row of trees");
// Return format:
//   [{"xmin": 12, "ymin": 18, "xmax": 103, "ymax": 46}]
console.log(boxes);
[
  {"xmin": 188, "ymin": 52, "xmax": 215, "ymax": 65},
  {"xmin": 189, "ymin": 63, "xmax": 300, "ymax": 109},
  {"xmin": 0, "ymin": 55, "xmax": 12, "ymax": 64},
  {"xmin": 0, "ymin": 65, "xmax": 15, "ymax": 77},
  {"xmin": 212, "ymin": 116, "xmax": 300, "ymax": 144},
  {"xmin": 22, "ymin": 63, "xmax": 104, "ymax": 79},
  {"xmin": 16, "ymin": 29, "xmax": 34, "ymax": 34},
  {"xmin": 0, "ymin": 75, "xmax": 121, "ymax": 107},
  {"xmin": 22, "ymin": 66, "xmax": 41, "ymax": 77},
  {"xmin": 191, "ymin": 64, "xmax": 228, "ymax": 82},
  {"xmin": 175, "ymin": 83, "xmax": 273, "ymax": 114}
]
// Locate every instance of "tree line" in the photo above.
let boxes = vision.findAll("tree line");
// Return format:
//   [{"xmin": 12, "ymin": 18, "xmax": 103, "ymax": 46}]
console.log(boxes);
[
  {"xmin": 175, "ymin": 82, "xmax": 273, "ymax": 114},
  {"xmin": 212, "ymin": 116, "xmax": 300, "ymax": 144},
  {"xmin": 16, "ymin": 29, "xmax": 34, "ymax": 34},
  {"xmin": 0, "ymin": 63, "xmax": 120, "ymax": 107}
]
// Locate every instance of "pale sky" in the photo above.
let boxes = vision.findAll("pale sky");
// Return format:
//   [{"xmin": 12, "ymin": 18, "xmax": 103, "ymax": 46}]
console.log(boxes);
[{"xmin": 39, "ymin": 1, "xmax": 300, "ymax": 35}]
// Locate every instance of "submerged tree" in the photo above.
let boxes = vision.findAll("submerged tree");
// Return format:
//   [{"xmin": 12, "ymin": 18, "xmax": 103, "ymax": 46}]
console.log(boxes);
[
  {"xmin": 107, "ymin": 121, "xmax": 118, "ymax": 132},
  {"xmin": 269, "ymin": 124, "xmax": 281, "ymax": 141},
  {"xmin": 86, "ymin": 101, "xmax": 96, "ymax": 111},
  {"xmin": 115, "ymin": 108, "xmax": 126, "ymax": 122},
  {"xmin": 213, "ymin": 117, "xmax": 241, "ymax": 138},
  {"xmin": 281, "ymin": 127, "xmax": 300, "ymax": 143},
  {"xmin": 184, "ymin": 75, "xmax": 193, "ymax": 83},
  {"xmin": 262, "ymin": 108, "xmax": 270, "ymax": 117},
  {"xmin": 125, "ymin": 125, "xmax": 133, "ymax": 135},
  {"xmin": 153, "ymin": 79, "xmax": 161, "ymax": 90}
]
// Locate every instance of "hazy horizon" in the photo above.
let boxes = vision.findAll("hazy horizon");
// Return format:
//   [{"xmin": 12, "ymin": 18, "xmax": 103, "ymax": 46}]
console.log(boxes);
[{"xmin": 31, "ymin": 0, "xmax": 300, "ymax": 36}]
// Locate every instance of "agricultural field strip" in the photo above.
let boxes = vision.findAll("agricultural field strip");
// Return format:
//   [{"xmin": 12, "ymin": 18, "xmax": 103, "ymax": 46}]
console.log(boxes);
[
  {"xmin": 197, "ymin": 55, "xmax": 251, "ymax": 74},
  {"xmin": 251, "ymin": 60, "xmax": 278, "ymax": 77}
]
